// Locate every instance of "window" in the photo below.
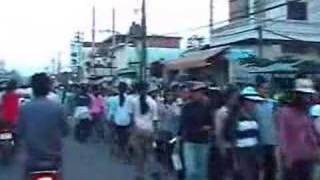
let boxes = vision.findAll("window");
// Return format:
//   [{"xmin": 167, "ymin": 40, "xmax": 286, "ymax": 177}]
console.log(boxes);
[
  {"xmin": 230, "ymin": 0, "xmax": 250, "ymax": 20},
  {"xmin": 287, "ymin": 1, "xmax": 308, "ymax": 20}
]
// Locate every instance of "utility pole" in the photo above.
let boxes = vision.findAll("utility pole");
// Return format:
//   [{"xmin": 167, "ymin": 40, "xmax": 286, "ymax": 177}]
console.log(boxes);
[
  {"xmin": 57, "ymin": 52, "xmax": 62, "ymax": 75},
  {"xmin": 110, "ymin": 7, "xmax": 116, "ymax": 76},
  {"xmin": 257, "ymin": 26, "xmax": 263, "ymax": 59},
  {"xmin": 74, "ymin": 31, "xmax": 83, "ymax": 81},
  {"xmin": 51, "ymin": 58, "xmax": 56, "ymax": 75},
  {"xmin": 140, "ymin": 0, "xmax": 147, "ymax": 82},
  {"xmin": 209, "ymin": 0, "xmax": 214, "ymax": 42},
  {"xmin": 92, "ymin": 6, "xmax": 96, "ymax": 75}
]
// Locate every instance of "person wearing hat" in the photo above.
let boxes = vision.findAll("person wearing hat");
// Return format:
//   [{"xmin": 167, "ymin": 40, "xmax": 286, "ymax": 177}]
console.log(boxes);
[
  {"xmin": 255, "ymin": 76, "xmax": 279, "ymax": 180},
  {"xmin": 179, "ymin": 82, "xmax": 212, "ymax": 180},
  {"xmin": 277, "ymin": 77, "xmax": 319, "ymax": 180},
  {"xmin": 174, "ymin": 83, "xmax": 192, "ymax": 107},
  {"xmin": 225, "ymin": 86, "xmax": 263, "ymax": 180}
]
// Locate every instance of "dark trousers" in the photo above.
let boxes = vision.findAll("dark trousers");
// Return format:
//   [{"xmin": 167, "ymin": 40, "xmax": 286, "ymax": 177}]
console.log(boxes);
[
  {"xmin": 209, "ymin": 147, "xmax": 234, "ymax": 180},
  {"xmin": 114, "ymin": 125, "xmax": 131, "ymax": 155},
  {"xmin": 262, "ymin": 145, "xmax": 277, "ymax": 180},
  {"xmin": 91, "ymin": 114, "xmax": 105, "ymax": 140},
  {"xmin": 234, "ymin": 147, "xmax": 260, "ymax": 180},
  {"xmin": 74, "ymin": 119, "xmax": 92, "ymax": 142},
  {"xmin": 283, "ymin": 161, "xmax": 314, "ymax": 180}
]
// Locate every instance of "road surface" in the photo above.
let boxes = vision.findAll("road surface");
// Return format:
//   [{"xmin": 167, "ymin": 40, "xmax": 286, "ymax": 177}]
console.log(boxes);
[{"xmin": 0, "ymin": 137, "xmax": 136, "ymax": 180}]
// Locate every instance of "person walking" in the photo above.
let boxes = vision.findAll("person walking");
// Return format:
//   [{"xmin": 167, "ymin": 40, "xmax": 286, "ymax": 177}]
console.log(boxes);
[
  {"xmin": 213, "ymin": 84, "xmax": 240, "ymax": 180},
  {"xmin": 230, "ymin": 86, "xmax": 263, "ymax": 180},
  {"xmin": 89, "ymin": 86, "xmax": 105, "ymax": 142},
  {"xmin": 179, "ymin": 82, "xmax": 212, "ymax": 180},
  {"xmin": 108, "ymin": 82, "xmax": 132, "ymax": 162},
  {"xmin": 129, "ymin": 82, "xmax": 158, "ymax": 180},
  {"xmin": 310, "ymin": 104, "xmax": 320, "ymax": 180},
  {"xmin": 155, "ymin": 91, "xmax": 181, "ymax": 179},
  {"xmin": 277, "ymin": 77, "xmax": 319, "ymax": 180},
  {"xmin": 255, "ymin": 76, "xmax": 279, "ymax": 180}
]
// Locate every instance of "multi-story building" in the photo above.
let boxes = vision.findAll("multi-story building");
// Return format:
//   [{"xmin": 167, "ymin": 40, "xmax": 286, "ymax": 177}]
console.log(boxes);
[
  {"xmin": 210, "ymin": 0, "xmax": 320, "ymax": 83},
  {"xmin": 99, "ymin": 34, "xmax": 182, "ymax": 79}
]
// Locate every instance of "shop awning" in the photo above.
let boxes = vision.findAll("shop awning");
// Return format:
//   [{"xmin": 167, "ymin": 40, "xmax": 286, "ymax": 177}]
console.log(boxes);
[{"xmin": 165, "ymin": 47, "xmax": 229, "ymax": 70}]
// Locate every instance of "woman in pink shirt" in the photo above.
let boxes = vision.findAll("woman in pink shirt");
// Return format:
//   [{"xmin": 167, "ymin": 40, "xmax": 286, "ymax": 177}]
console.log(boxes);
[
  {"xmin": 90, "ymin": 86, "xmax": 105, "ymax": 141},
  {"xmin": 277, "ymin": 78, "xmax": 319, "ymax": 180}
]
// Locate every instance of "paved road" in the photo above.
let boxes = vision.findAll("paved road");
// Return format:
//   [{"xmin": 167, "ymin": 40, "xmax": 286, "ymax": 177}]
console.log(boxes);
[{"xmin": 0, "ymin": 137, "xmax": 136, "ymax": 180}]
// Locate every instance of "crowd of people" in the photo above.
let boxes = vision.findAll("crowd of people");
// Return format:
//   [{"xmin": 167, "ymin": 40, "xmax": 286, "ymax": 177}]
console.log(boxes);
[
  {"xmin": 62, "ymin": 74, "xmax": 320, "ymax": 180},
  {"xmin": 2, "ymin": 72, "xmax": 320, "ymax": 180}
]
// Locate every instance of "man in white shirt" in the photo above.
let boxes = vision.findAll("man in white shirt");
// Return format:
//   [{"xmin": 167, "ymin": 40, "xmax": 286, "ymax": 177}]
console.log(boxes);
[{"xmin": 47, "ymin": 91, "xmax": 60, "ymax": 103}]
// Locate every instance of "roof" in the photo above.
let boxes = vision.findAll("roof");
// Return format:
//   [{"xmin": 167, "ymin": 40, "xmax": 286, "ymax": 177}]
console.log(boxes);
[
  {"xmin": 211, "ymin": 20, "xmax": 320, "ymax": 47},
  {"xmin": 113, "ymin": 47, "xmax": 182, "ymax": 64},
  {"xmin": 103, "ymin": 34, "xmax": 182, "ymax": 43},
  {"xmin": 165, "ymin": 47, "xmax": 229, "ymax": 70}
]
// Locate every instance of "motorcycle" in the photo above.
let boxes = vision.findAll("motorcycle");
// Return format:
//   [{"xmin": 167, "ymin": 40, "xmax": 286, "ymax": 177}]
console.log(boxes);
[
  {"xmin": 27, "ymin": 170, "xmax": 60, "ymax": 180},
  {"xmin": 0, "ymin": 128, "xmax": 15, "ymax": 165},
  {"xmin": 26, "ymin": 161, "xmax": 62, "ymax": 180},
  {"xmin": 73, "ymin": 106, "xmax": 92, "ymax": 143},
  {"xmin": 153, "ymin": 132, "xmax": 183, "ymax": 171}
]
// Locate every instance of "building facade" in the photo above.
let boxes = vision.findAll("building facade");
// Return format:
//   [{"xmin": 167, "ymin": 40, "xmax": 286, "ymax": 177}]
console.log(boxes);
[
  {"xmin": 99, "ymin": 34, "xmax": 182, "ymax": 79},
  {"xmin": 210, "ymin": 0, "xmax": 320, "ymax": 83}
]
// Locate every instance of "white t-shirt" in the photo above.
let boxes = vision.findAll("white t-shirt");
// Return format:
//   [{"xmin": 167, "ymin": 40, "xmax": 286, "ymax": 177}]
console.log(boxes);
[
  {"xmin": 130, "ymin": 95, "xmax": 158, "ymax": 131},
  {"xmin": 47, "ymin": 92, "xmax": 60, "ymax": 103}
]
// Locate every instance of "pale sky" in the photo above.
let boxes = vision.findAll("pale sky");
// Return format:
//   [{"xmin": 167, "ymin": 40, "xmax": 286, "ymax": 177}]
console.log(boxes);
[{"xmin": 0, "ymin": 0, "xmax": 228, "ymax": 75}]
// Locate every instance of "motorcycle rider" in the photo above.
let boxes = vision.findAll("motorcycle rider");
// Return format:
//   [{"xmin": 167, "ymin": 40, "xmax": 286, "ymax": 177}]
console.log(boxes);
[
  {"xmin": 17, "ymin": 73, "xmax": 69, "ymax": 176},
  {"xmin": 0, "ymin": 80, "xmax": 20, "ymax": 130}
]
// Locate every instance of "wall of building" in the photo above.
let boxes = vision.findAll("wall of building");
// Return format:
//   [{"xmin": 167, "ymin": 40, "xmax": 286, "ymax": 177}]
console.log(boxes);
[
  {"xmin": 146, "ymin": 37, "xmax": 181, "ymax": 48},
  {"xmin": 263, "ymin": 0, "xmax": 320, "ymax": 22},
  {"xmin": 308, "ymin": 0, "xmax": 320, "ymax": 22},
  {"xmin": 112, "ymin": 46, "xmax": 182, "ymax": 72},
  {"xmin": 229, "ymin": 0, "xmax": 320, "ymax": 23},
  {"xmin": 113, "ymin": 46, "xmax": 130, "ymax": 71},
  {"xmin": 264, "ymin": 0, "xmax": 287, "ymax": 21}
]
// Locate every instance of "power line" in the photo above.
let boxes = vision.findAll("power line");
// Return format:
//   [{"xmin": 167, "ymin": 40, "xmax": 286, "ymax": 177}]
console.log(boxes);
[
  {"xmin": 160, "ymin": 0, "xmax": 307, "ymax": 36},
  {"xmin": 211, "ymin": 28, "xmax": 256, "ymax": 39},
  {"xmin": 208, "ymin": 6, "xmax": 320, "ymax": 46},
  {"xmin": 177, "ymin": 0, "xmax": 318, "ymax": 40},
  {"xmin": 262, "ymin": 29, "xmax": 306, "ymax": 41}
]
